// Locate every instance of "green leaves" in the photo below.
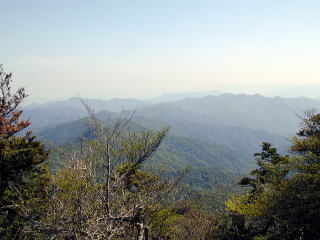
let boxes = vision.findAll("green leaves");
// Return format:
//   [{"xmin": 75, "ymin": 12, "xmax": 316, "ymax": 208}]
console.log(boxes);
[
  {"xmin": 0, "ymin": 65, "xmax": 49, "ymax": 239},
  {"xmin": 225, "ymin": 112, "xmax": 320, "ymax": 239}
]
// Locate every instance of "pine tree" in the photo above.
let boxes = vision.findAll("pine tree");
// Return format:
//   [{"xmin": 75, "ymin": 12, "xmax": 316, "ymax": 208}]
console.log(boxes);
[
  {"xmin": 225, "ymin": 111, "xmax": 320, "ymax": 239},
  {"xmin": 0, "ymin": 65, "xmax": 49, "ymax": 239}
]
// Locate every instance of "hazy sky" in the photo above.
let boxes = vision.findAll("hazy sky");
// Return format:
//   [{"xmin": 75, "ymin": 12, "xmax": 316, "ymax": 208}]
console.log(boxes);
[{"xmin": 1, "ymin": 0, "xmax": 320, "ymax": 103}]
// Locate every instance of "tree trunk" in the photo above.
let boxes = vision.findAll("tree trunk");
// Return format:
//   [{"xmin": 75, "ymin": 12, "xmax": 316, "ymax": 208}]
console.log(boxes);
[
  {"xmin": 144, "ymin": 226, "xmax": 149, "ymax": 240},
  {"xmin": 136, "ymin": 222, "xmax": 144, "ymax": 240},
  {"xmin": 134, "ymin": 208, "xmax": 149, "ymax": 240}
]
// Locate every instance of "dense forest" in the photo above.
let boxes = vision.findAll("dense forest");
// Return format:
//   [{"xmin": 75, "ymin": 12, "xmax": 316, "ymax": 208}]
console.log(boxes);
[{"xmin": 1, "ymin": 65, "xmax": 320, "ymax": 240}]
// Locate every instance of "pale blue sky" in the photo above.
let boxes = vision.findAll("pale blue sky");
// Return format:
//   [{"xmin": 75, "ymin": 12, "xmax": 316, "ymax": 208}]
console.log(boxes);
[{"xmin": 1, "ymin": 0, "xmax": 320, "ymax": 102}]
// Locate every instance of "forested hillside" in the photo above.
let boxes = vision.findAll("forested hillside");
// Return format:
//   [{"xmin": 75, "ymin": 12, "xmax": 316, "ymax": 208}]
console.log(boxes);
[
  {"xmin": 2, "ymin": 65, "xmax": 320, "ymax": 239},
  {"xmin": 27, "ymin": 93, "xmax": 320, "ymax": 191},
  {"xmin": 37, "ymin": 118, "xmax": 251, "ymax": 173},
  {"xmin": 26, "ymin": 93, "xmax": 320, "ymax": 166}
]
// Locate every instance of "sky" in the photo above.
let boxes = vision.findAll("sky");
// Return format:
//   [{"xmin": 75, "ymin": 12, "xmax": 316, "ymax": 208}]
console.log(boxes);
[{"xmin": 1, "ymin": 0, "xmax": 320, "ymax": 103}]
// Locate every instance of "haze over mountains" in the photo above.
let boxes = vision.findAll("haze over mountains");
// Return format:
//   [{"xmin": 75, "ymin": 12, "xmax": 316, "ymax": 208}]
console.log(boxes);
[
  {"xmin": 25, "ymin": 91, "xmax": 320, "ymax": 135},
  {"xmin": 24, "ymin": 97, "xmax": 150, "ymax": 130},
  {"xmin": 149, "ymin": 90, "xmax": 222, "ymax": 103},
  {"xmin": 268, "ymin": 85, "xmax": 320, "ymax": 99},
  {"xmin": 137, "ymin": 93, "xmax": 320, "ymax": 135},
  {"xmin": 24, "ymin": 91, "xmax": 320, "ymax": 178}
]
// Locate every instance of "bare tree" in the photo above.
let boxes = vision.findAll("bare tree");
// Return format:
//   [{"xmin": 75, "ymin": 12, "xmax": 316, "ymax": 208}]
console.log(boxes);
[{"xmin": 36, "ymin": 102, "xmax": 172, "ymax": 240}]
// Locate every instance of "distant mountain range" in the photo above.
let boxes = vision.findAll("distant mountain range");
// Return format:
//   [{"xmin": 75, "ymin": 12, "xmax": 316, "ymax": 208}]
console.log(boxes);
[
  {"xmin": 268, "ymin": 85, "xmax": 320, "ymax": 99},
  {"xmin": 39, "ymin": 115, "xmax": 245, "ymax": 190},
  {"xmin": 136, "ymin": 93, "xmax": 320, "ymax": 135},
  {"xmin": 26, "ymin": 97, "xmax": 150, "ymax": 112},
  {"xmin": 149, "ymin": 90, "xmax": 222, "ymax": 103},
  {"xmin": 25, "ymin": 93, "xmax": 320, "ymax": 135},
  {"xmin": 23, "ymin": 97, "xmax": 150, "ymax": 131},
  {"xmin": 24, "ymin": 92, "xmax": 320, "ymax": 181},
  {"xmin": 134, "ymin": 116, "xmax": 289, "ymax": 155},
  {"xmin": 37, "ymin": 117, "xmax": 250, "ymax": 173}
]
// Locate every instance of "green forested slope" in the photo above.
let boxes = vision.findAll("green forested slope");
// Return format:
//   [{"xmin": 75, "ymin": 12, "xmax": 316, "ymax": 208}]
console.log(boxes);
[
  {"xmin": 37, "ymin": 117, "xmax": 251, "ymax": 173},
  {"xmin": 149, "ymin": 135, "xmax": 251, "ymax": 172}
]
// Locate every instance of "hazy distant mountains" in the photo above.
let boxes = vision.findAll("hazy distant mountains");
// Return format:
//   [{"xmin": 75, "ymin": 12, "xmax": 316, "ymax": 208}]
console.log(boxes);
[
  {"xmin": 24, "ymin": 93, "xmax": 320, "ymax": 150},
  {"xmin": 134, "ymin": 117, "xmax": 289, "ymax": 155},
  {"xmin": 24, "ymin": 93, "xmax": 320, "ymax": 175},
  {"xmin": 37, "ymin": 117, "xmax": 250, "ymax": 173},
  {"xmin": 24, "ymin": 97, "xmax": 150, "ymax": 130},
  {"xmin": 149, "ymin": 90, "xmax": 222, "ymax": 102},
  {"xmin": 268, "ymin": 85, "xmax": 320, "ymax": 99},
  {"xmin": 26, "ymin": 97, "xmax": 150, "ymax": 112},
  {"xmin": 138, "ymin": 93, "xmax": 320, "ymax": 135},
  {"xmin": 25, "ymin": 93, "xmax": 320, "ymax": 136}
]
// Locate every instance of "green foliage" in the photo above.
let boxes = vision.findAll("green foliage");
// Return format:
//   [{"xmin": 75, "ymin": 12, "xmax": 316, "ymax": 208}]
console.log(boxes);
[
  {"xmin": 120, "ymin": 127, "xmax": 170, "ymax": 167},
  {"xmin": 148, "ymin": 207, "xmax": 182, "ymax": 239},
  {"xmin": 223, "ymin": 111, "xmax": 320, "ymax": 240},
  {"xmin": 238, "ymin": 142, "xmax": 290, "ymax": 193},
  {"xmin": 36, "ymin": 120, "xmax": 174, "ymax": 239},
  {"xmin": 0, "ymin": 65, "xmax": 49, "ymax": 239},
  {"xmin": 0, "ymin": 134, "xmax": 49, "ymax": 196},
  {"xmin": 39, "ymin": 118, "xmax": 251, "ymax": 173},
  {"xmin": 149, "ymin": 134, "xmax": 250, "ymax": 173}
]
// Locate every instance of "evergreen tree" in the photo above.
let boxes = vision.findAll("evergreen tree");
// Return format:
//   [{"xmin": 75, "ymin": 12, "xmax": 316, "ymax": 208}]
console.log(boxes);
[
  {"xmin": 225, "ymin": 111, "xmax": 320, "ymax": 239},
  {"xmin": 0, "ymin": 65, "xmax": 49, "ymax": 239}
]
